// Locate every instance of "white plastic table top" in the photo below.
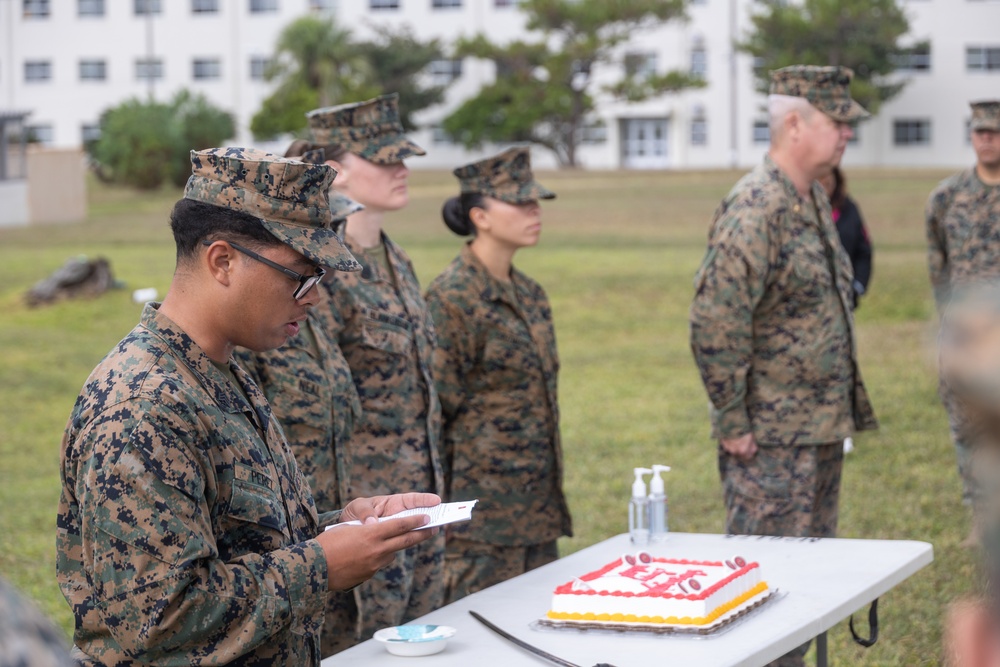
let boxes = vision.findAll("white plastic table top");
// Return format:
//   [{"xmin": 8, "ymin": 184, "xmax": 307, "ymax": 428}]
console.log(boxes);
[{"xmin": 323, "ymin": 532, "xmax": 933, "ymax": 667}]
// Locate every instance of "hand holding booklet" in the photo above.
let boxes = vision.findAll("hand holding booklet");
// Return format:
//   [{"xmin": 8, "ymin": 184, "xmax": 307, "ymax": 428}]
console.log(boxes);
[{"xmin": 326, "ymin": 499, "xmax": 478, "ymax": 532}]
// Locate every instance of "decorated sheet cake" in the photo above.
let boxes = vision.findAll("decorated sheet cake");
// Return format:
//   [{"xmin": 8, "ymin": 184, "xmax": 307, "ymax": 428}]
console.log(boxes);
[{"xmin": 542, "ymin": 551, "xmax": 772, "ymax": 634}]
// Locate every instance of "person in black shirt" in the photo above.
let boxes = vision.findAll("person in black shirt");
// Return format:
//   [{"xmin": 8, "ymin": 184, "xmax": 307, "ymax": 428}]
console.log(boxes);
[{"xmin": 821, "ymin": 166, "xmax": 873, "ymax": 309}]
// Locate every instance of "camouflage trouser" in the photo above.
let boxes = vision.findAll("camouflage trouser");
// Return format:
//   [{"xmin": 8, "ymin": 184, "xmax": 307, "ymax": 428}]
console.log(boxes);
[
  {"xmin": 444, "ymin": 538, "xmax": 559, "ymax": 605},
  {"xmin": 321, "ymin": 530, "xmax": 445, "ymax": 656},
  {"xmin": 719, "ymin": 441, "xmax": 844, "ymax": 667},
  {"xmin": 939, "ymin": 376, "xmax": 979, "ymax": 506}
]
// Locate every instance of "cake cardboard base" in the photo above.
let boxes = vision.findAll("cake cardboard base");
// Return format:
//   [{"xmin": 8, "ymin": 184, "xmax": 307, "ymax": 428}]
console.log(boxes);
[{"xmin": 536, "ymin": 589, "xmax": 777, "ymax": 637}]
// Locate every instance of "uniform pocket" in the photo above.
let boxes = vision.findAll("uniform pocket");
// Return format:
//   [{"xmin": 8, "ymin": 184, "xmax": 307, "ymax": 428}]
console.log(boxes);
[
  {"xmin": 228, "ymin": 473, "xmax": 288, "ymax": 536},
  {"xmin": 361, "ymin": 312, "xmax": 413, "ymax": 356}
]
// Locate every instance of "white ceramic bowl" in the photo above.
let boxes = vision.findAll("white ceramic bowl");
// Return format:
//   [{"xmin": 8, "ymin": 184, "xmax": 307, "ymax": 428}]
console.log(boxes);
[{"xmin": 373, "ymin": 624, "xmax": 457, "ymax": 657}]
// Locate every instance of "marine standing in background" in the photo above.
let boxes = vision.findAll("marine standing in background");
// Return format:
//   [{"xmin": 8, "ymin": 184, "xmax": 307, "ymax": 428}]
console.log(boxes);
[
  {"xmin": 234, "ymin": 146, "xmax": 366, "ymax": 658},
  {"xmin": 425, "ymin": 146, "xmax": 573, "ymax": 604},
  {"xmin": 305, "ymin": 94, "xmax": 446, "ymax": 648},
  {"xmin": 819, "ymin": 166, "xmax": 873, "ymax": 309},
  {"xmin": 689, "ymin": 66, "xmax": 878, "ymax": 667},
  {"xmin": 926, "ymin": 100, "xmax": 1000, "ymax": 544},
  {"xmin": 56, "ymin": 147, "xmax": 440, "ymax": 665}
]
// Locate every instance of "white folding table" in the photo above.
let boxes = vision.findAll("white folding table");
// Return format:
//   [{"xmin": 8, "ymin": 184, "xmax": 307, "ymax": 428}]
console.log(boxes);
[{"xmin": 323, "ymin": 532, "xmax": 933, "ymax": 667}]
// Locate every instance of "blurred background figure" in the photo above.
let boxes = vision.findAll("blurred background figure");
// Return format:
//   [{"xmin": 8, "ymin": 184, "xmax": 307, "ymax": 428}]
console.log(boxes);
[
  {"xmin": 940, "ymin": 282, "xmax": 1000, "ymax": 666},
  {"xmin": 820, "ymin": 166, "xmax": 873, "ymax": 309},
  {"xmin": 0, "ymin": 577, "xmax": 74, "ymax": 667},
  {"xmin": 426, "ymin": 146, "xmax": 573, "ymax": 604},
  {"xmin": 927, "ymin": 100, "xmax": 1000, "ymax": 544}
]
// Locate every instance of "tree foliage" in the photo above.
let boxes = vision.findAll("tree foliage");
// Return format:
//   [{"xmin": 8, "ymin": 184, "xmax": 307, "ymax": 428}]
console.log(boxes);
[
  {"xmin": 89, "ymin": 91, "xmax": 234, "ymax": 190},
  {"xmin": 442, "ymin": 0, "xmax": 701, "ymax": 168},
  {"xmin": 739, "ymin": 0, "xmax": 911, "ymax": 114},
  {"xmin": 250, "ymin": 17, "xmax": 443, "ymax": 140}
]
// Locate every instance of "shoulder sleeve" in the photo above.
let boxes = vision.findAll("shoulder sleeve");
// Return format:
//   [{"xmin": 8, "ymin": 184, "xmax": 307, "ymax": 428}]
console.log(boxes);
[
  {"xmin": 689, "ymin": 198, "xmax": 774, "ymax": 439},
  {"xmin": 926, "ymin": 177, "xmax": 957, "ymax": 310},
  {"xmin": 76, "ymin": 403, "xmax": 328, "ymax": 661},
  {"xmin": 425, "ymin": 283, "xmax": 476, "ymax": 423}
]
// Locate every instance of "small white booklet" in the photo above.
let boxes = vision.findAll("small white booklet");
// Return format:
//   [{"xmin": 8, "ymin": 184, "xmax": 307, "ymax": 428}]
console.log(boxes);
[{"xmin": 326, "ymin": 499, "xmax": 478, "ymax": 532}]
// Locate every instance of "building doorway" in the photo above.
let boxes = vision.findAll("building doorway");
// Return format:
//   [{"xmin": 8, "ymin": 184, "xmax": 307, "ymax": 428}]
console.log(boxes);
[{"xmin": 620, "ymin": 118, "xmax": 669, "ymax": 169}]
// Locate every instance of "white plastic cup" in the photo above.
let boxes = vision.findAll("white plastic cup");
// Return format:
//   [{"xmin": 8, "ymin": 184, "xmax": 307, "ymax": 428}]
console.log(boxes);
[{"xmin": 132, "ymin": 287, "xmax": 158, "ymax": 304}]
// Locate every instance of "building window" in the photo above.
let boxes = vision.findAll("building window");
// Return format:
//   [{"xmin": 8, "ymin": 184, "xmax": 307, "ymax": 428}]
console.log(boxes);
[
  {"xmin": 249, "ymin": 0, "xmax": 277, "ymax": 12},
  {"xmin": 26, "ymin": 124, "xmax": 54, "ymax": 144},
  {"xmin": 494, "ymin": 0, "xmax": 520, "ymax": 6},
  {"xmin": 690, "ymin": 46, "xmax": 707, "ymax": 80},
  {"xmin": 79, "ymin": 59, "xmax": 107, "ymax": 81},
  {"xmin": 753, "ymin": 120, "xmax": 770, "ymax": 144},
  {"xmin": 893, "ymin": 119, "xmax": 931, "ymax": 145},
  {"xmin": 369, "ymin": 0, "xmax": 399, "ymax": 10},
  {"xmin": 432, "ymin": 0, "xmax": 461, "ymax": 7},
  {"xmin": 81, "ymin": 123, "xmax": 102, "ymax": 144},
  {"xmin": 24, "ymin": 0, "xmax": 50, "ymax": 18},
  {"xmin": 691, "ymin": 117, "xmax": 707, "ymax": 146},
  {"xmin": 192, "ymin": 0, "xmax": 218, "ymax": 13},
  {"xmin": 24, "ymin": 60, "xmax": 52, "ymax": 83},
  {"xmin": 893, "ymin": 42, "xmax": 931, "ymax": 72},
  {"xmin": 624, "ymin": 52, "xmax": 657, "ymax": 79},
  {"xmin": 135, "ymin": 0, "xmax": 161, "ymax": 14},
  {"xmin": 428, "ymin": 58, "xmax": 462, "ymax": 85},
  {"xmin": 136, "ymin": 58, "xmax": 164, "ymax": 80},
  {"xmin": 193, "ymin": 58, "xmax": 221, "ymax": 80},
  {"xmin": 578, "ymin": 122, "xmax": 607, "ymax": 144},
  {"xmin": 78, "ymin": 0, "xmax": 104, "ymax": 15},
  {"xmin": 249, "ymin": 56, "xmax": 273, "ymax": 81},
  {"xmin": 967, "ymin": 46, "xmax": 1000, "ymax": 71}
]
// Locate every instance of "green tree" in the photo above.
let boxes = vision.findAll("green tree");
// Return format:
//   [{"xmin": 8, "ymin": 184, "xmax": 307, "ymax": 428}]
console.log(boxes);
[
  {"xmin": 251, "ymin": 16, "xmax": 370, "ymax": 140},
  {"xmin": 739, "ymin": 0, "xmax": 911, "ymax": 114},
  {"xmin": 90, "ymin": 91, "xmax": 234, "ymax": 190},
  {"xmin": 250, "ymin": 18, "xmax": 443, "ymax": 140},
  {"xmin": 442, "ymin": 0, "xmax": 700, "ymax": 168},
  {"xmin": 355, "ymin": 26, "xmax": 445, "ymax": 131}
]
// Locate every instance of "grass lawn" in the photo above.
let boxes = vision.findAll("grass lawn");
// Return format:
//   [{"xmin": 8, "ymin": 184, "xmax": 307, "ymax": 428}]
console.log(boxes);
[{"xmin": 0, "ymin": 166, "xmax": 977, "ymax": 665}]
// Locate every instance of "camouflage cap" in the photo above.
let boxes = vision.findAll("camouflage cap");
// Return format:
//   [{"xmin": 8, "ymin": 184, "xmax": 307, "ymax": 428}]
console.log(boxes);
[
  {"xmin": 294, "ymin": 147, "xmax": 365, "ymax": 222},
  {"xmin": 306, "ymin": 93, "xmax": 425, "ymax": 165},
  {"xmin": 971, "ymin": 100, "xmax": 1000, "ymax": 132},
  {"xmin": 453, "ymin": 145, "xmax": 555, "ymax": 204},
  {"xmin": 769, "ymin": 65, "xmax": 869, "ymax": 123},
  {"xmin": 183, "ymin": 147, "xmax": 361, "ymax": 272}
]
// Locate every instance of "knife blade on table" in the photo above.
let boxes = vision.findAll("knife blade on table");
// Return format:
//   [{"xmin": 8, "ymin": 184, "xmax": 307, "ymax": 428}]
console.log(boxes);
[{"xmin": 469, "ymin": 611, "xmax": 616, "ymax": 667}]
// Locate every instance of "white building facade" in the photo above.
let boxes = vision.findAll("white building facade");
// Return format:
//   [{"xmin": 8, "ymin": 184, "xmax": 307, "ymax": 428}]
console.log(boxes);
[{"xmin": 1, "ymin": 0, "xmax": 998, "ymax": 170}]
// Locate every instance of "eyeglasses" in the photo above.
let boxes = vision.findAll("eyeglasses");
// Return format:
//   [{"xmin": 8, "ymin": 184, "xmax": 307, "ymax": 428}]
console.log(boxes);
[{"xmin": 202, "ymin": 240, "xmax": 326, "ymax": 300}]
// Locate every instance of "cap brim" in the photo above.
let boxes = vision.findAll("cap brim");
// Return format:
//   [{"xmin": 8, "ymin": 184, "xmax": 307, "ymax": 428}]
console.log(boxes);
[
  {"xmin": 360, "ymin": 135, "xmax": 426, "ymax": 164},
  {"xmin": 329, "ymin": 192, "xmax": 364, "ymax": 222},
  {"xmin": 259, "ymin": 219, "xmax": 361, "ymax": 273},
  {"xmin": 971, "ymin": 121, "xmax": 1000, "ymax": 132},
  {"xmin": 825, "ymin": 99, "xmax": 870, "ymax": 123}
]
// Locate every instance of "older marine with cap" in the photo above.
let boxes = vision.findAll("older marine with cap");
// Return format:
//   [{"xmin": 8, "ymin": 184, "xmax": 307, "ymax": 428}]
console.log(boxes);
[
  {"xmin": 426, "ymin": 146, "xmax": 573, "ymax": 604},
  {"xmin": 928, "ymin": 99, "xmax": 1000, "ymax": 544},
  {"xmin": 56, "ymin": 147, "xmax": 441, "ymax": 666},
  {"xmin": 689, "ymin": 67, "xmax": 878, "ymax": 667},
  {"xmin": 303, "ymin": 95, "xmax": 446, "ymax": 654}
]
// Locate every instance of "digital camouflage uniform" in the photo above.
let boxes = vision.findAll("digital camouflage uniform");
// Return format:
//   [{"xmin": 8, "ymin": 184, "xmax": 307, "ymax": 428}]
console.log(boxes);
[
  {"xmin": 426, "ymin": 147, "xmax": 572, "ymax": 604},
  {"xmin": 233, "ymin": 192, "xmax": 368, "ymax": 658},
  {"xmin": 0, "ymin": 577, "xmax": 74, "ymax": 667},
  {"xmin": 56, "ymin": 148, "xmax": 357, "ymax": 666},
  {"xmin": 927, "ymin": 100, "xmax": 1000, "ymax": 506},
  {"xmin": 689, "ymin": 67, "xmax": 878, "ymax": 667},
  {"xmin": 307, "ymin": 95, "xmax": 446, "ymax": 644}
]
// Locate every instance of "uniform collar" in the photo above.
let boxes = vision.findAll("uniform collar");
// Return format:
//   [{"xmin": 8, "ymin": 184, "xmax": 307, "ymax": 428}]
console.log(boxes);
[
  {"xmin": 460, "ymin": 242, "xmax": 524, "ymax": 306},
  {"xmin": 139, "ymin": 303, "xmax": 252, "ymax": 416}
]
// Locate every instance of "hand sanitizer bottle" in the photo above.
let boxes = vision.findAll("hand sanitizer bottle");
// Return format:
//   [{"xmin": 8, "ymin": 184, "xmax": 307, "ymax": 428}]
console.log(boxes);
[
  {"xmin": 629, "ymin": 468, "xmax": 652, "ymax": 546},
  {"xmin": 649, "ymin": 465, "xmax": 671, "ymax": 543}
]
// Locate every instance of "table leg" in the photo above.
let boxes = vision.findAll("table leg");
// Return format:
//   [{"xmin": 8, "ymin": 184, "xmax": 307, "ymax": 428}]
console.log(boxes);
[{"xmin": 815, "ymin": 631, "xmax": 828, "ymax": 667}]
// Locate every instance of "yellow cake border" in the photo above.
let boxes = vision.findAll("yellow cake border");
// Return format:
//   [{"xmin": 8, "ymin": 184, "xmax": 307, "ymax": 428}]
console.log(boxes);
[{"xmin": 546, "ymin": 581, "xmax": 769, "ymax": 626}]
